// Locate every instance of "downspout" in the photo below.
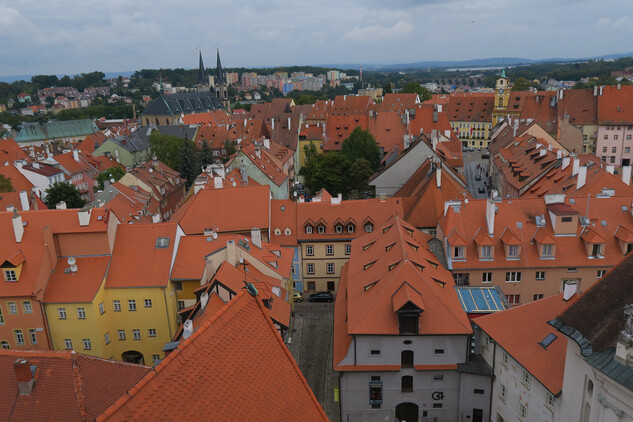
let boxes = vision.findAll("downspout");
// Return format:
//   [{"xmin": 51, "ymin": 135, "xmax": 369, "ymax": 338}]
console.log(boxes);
[
  {"xmin": 40, "ymin": 301, "xmax": 53, "ymax": 350},
  {"xmin": 163, "ymin": 287, "xmax": 173, "ymax": 340},
  {"xmin": 489, "ymin": 340, "xmax": 497, "ymax": 419}
]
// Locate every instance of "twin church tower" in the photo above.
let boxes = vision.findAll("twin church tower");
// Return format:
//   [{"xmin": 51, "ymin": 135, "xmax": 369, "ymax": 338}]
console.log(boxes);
[{"xmin": 197, "ymin": 49, "xmax": 229, "ymax": 110}]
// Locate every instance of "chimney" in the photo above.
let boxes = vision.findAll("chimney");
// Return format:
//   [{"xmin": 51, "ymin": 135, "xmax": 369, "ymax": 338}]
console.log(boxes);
[
  {"xmin": 19, "ymin": 190, "xmax": 29, "ymax": 211},
  {"xmin": 251, "ymin": 228, "xmax": 262, "ymax": 248},
  {"xmin": 572, "ymin": 158, "xmax": 580, "ymax": 176},
  {"xmin": 437, "ymin": 104, "xmax": 443, "ymax": 113},
  {"xmin": 263, "ymin": 138, "xmax": 270, "ymax": 150},
  {"xmin": 6, "ymin": 204, "xmax": 15, "ymax": 212},
  {"xmin": 540, "ymin": 149, "xmax": 546, "ymax": 157},
  {"xmin": 431, "ymin": 130, "xmax": 438, "ymax": 151},
  {"xmin": 432, "ymin": 108, "xmax": 438, "ymax": 123},
  {"xmin": 33, "ymin": 162, "xmax": 40, "ymax": 169},
  {"xmin": 213, "ymin": 176, "xmax": 223, "ymax": 189},
  {"xmin": 562, "ymin": 156, "xmax": 571, "ymax": 170},
  {"xmin": 288, "ymin": 117, "xmax": 291, "ymax": 130},
  {"xmin": 56, "ymin": 201, "xmax": 67, "ymax": 210},
  {"xmin": 271, "ymin": 118, "xmax": 275, "ymax": 130},
  {"xmin": 379, "ymin": 193, "xmax": 387, "ymax": 202},
  {"xmin": 622, "ymin": 166, "xmax": 632, "ymax": 186},
  {"xmin": 255, "ymin": 145, "xmax": 261, "ymax": 159},
  {"xmin": 14, "ymin": 359, "xmax": 35, "ymax": 395},
  {"xmin": 563, "ymin": 282, "xmax": 577, "ymax": 301},
  {"xmin": 226, "ymin": 240, "xmax": 237, "ymax": 266},
  {"xmin": 577, "ymin": 166, "xmax": 587, "ymax": 190},
  {"xmin": 556, "ymin": 150, "xmax": 562, "ymax": 159},
  {"xmin": 72, "ymin": 150, "xmax": 79, "ymax": 161},
  {"xmin": 240, "ymin": 166, "xmax": 248, "ymax": 184},
  {"xmin": 436, "ymin": 167, "xmax": 441, "ymax": 188},
  {"xmin": 599, "ymin": 86, "xmax": 603, "ymax": 96},
  {"xmin": 618, "ymin": 83, "xmax": 621, "ymax": 90},
  {"xmin": 12, "ymin": 210, "xmax": 24, "ymax": 243},
  {"xmin": 594, "ymin": 86, "xmax": 598, "ymax": 96},
  {"xmin": 486, "ymin": 199, "xmax": 495, "ymax": 236},
  {"xmin": 201, "ymin": 256, "xmax": 216, "ymax": 285},
  {"xmin": 606, "ymin": 165, "xmax": 615, "ymax": 175}
]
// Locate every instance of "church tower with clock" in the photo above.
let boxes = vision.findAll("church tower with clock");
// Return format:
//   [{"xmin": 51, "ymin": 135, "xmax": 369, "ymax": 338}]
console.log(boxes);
[{"xmin": 492, "ymin": 69, "xmax": 512, "ymax": 125}]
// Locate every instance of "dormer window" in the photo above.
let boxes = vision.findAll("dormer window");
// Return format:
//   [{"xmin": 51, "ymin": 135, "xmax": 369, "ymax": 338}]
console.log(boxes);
[
  {"xmin": 3, "ymin": 270, "xmax": 17, "ymax": 282},
  {"xmin": 365, "ymin": 223, "xmax": 373, "ymax": 233},
  {"xmin": 591, "ymin": 243, "xmax": 603, "ymax": 258},
  {"xmin": 317, "ymin": 225, "xmax": 325, "ymax": 234},
  {"xmin": 508, "ymin": 245, "xmax": 520, "ymax": 258},
  {"xmin": 335, "ymin": 224, "xmax": 343, "ymax": 234},
  {"xmin": 542, "ymin": 244, "xmax": 553, "ymax": 257},
  {"xmin": 347, "ymin": 224, "xmax": 355, "ymax": 233},
  {"xmin": 305, "ymin": 225, "xmax": 313, "ymax": 234},
  {"xmin": 480, "ymin": 245, "xmax": 493, "ymax": 259},
  {"xmin": 453, "ymin": 246, "xmax": 465, "ymax": 260}
]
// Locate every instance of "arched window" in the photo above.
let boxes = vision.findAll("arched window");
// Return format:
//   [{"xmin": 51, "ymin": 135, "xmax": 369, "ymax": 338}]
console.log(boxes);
[
  {"xmin": 401, "ymin": 350, "xmax": 414, "ymax": 368},
  {"xmin": 401, "ymin": 375, "xmax": 413, "ymax": 392},
  {"xmin": 498, "ymin": 98, "xmax": 504, "ymax": 107},
  {"xmin": 1, "ymin": 340, "xmax": 10, "ymax": 349}
]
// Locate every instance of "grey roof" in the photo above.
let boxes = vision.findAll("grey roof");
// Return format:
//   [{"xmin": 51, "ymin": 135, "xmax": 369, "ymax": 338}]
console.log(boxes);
[
  {"xmin": 132, "ymin": 125, "xmax": 198, "ymax": 146},
  {"xmin": 142, "ymin": 92, "xmax": 223, "ymax": 117},
  {"xmin": 107, "ymin": 133, "xmax": 150, "ymax": 153},
  {"xmin": 586, "ymin": 348, "xmax": 633, "ymax": 391},
  {"xmin": 457, "ymin": 354, "xmax": 493, "ymax": 376},
  {"xmin": 15, "ymin": 119, "xmax": 98, "ymax": 143}
]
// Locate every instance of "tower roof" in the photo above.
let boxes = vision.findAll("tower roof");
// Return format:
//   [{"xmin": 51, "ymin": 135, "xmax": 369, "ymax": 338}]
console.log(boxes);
[
  {"xmin": 197, "ymin": 50, "xmax": 207, "ymax": 86},
  {"xmin": 216, "ymin": 48, "xmax": 225, "ymax": 85}
]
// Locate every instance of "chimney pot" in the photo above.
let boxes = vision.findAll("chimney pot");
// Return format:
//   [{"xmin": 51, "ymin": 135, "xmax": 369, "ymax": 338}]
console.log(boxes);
[{"xmin": 14, "ymin": 359, "xmax": 35, "ymax": 395}]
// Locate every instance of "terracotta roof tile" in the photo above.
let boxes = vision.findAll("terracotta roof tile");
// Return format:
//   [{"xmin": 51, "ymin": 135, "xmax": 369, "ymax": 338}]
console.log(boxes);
[
  {"xmin": 44, "ymin": 256, "xmax": 110, "ymax": 303},
  {"xmin": 598, "ymin": 85, "xmax": 633, "ymax": 125}
]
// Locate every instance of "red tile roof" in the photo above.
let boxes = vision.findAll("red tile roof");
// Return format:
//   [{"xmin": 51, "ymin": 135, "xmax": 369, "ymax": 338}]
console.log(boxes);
[
  {"xmin": 558, "ymin": 89, "xmax": 598, "ymax": 126},
  {"xmin": 234, "ymin": 143, "xmax": 288, "ymax": 187},
  {"xmin": 106, "ymin": 223, "xmax": 178, "ymax": 288},
  {"xmin": 0, "ymin": 165, "xmax": 36, "ymax": 194},
  {"xmin": 98, "ymin": 291, "xmax": 327, "ymax": 421},
  {"xmin": 598, "ymin": 85, "xmax": 633, "ymax": 125},
  {"xmin": 173, "ymin": 185, "xmax": 270, "ymax": 235},
  {"xmin": 0, "ymin": 138, "xmax": 29, "ymax": 163},
  {"xmin": 269, "ymin": 199, "xmax": 298, "ymax": 245},
  {"xmin": 44, "ymin": 256, "xmax": 110, "ymax": 303},
  {"xmin": 447, "ymin": 93, "xmax": 494, "ymax": 122},
  {"xmin": 0, "ymin": 349, "xmax": 150, "ymax": 422},
  {"xmin": 475, "ymin": 293, "xmax": 576, "ymax": 394},
  {"xmin": 0, "ymin": 191, "xmax": 46, "ymax": 211}
]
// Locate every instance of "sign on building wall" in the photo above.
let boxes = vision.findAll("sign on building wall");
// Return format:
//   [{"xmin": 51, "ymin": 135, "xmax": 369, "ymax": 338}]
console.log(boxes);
[{"xmin": 369, "ymin": 381, "xmax": 383, "ymax": 405}]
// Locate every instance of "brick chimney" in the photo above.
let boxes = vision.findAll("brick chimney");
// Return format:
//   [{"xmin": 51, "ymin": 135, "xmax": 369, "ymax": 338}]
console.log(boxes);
[{"xmin": 14, "ymin": 359, "xmax": 35, "ymax": 395}]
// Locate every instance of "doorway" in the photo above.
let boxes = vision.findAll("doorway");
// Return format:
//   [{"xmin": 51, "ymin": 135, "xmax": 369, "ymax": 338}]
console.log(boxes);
[{"xmin": 396, "ymin": 402, "xmax": 419, "ymax": 422}]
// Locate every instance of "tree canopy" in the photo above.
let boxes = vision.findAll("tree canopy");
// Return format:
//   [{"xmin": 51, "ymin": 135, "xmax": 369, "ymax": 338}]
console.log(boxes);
[
  {"xmin": 400, "ymin": 81, "xmax": 432, "ymax": 101},
  {"xmin": 44, "ymin": 182, "xmax": 86, "ymax": 209},
  {"xmin": 179, "ymin": 137, "xmax": 199, "ymax": 189},
  {"xmin": 150, "ymin": 131, "xmax": 182, "ymax": 170},
  {"xmin": 0, "ymin": 174, "xmax": 12, "ymax": 192},
  {"xmin": 96, "ymin": 167, "xmax": 126, "ymax": 190},
  {"xmin": 341, "ymin": 127, "xmax": 381, "ymax": 171}
]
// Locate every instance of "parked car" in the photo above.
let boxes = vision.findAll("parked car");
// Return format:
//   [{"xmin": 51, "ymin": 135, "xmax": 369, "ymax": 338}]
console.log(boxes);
[
  {"xmin": 308, "ymin": 292, "xmax": 334, "ymax": 302},
  {"xmin": 481, "ymin": 153, "xmax": 490, "ymax": 159},
  {"xmin": 475, "ymin": 175, "xmax": 481, "ymax": 181},
  {"xmin": 478, "ymin": 187, "xmax": 486, "ymax": 193},
  {"xmin": 292, "ymin": 292, "xmax": 303, "ymax": 302}
]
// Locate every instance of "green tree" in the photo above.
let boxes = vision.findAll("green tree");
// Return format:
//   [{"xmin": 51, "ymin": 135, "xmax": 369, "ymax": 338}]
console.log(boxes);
[
  {"xmin": 0, "ymin": 174, "xmax": 12, "ymax": 192},
  {"xmin": 96, "ymin": 167, "xmax": 126, "ymax": 190},
  {"xmin": 199, "ymin": 141, "xmax": 213, "ymax": 169},
  {"xmin": 150, "ymin": 131, "xmax": 182, "ymax": 170},
  {"xmin": 400, "ymin": 81, "xmax": 431, "ymax": 101},
  {"xmin": 512, "ymin": 77, "xmax": 534, "ymax": 91},
  {"xmin": 341, "ymin": 127, "xmax": 381, "ymax": 171},
  {"xmin": 384, "ymin": 82, "xmax": 393, "ymax": 94},
  {"xmin": 179, "ymin": 137, "xmax": 198, "ymax": 188},
  {"xmin": 223, "ymin": 140, "xmax": 237, "ymax": 163},
  {"xmin": 299, "ymin": 145, "xmax": 352, "ymax": 197},
  {"xmin": 348, "ymin": 158, "xmax": 374, "ymax": 193},
  {"xmin": 44, "ymin": 182, "xmax": 86, "ymax": 209}
]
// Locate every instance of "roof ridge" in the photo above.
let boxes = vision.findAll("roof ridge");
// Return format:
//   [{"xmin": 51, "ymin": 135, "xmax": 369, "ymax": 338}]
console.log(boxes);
[{"xmin": 70, "ymin": 352, "xmax": 88, "ymax": 420}]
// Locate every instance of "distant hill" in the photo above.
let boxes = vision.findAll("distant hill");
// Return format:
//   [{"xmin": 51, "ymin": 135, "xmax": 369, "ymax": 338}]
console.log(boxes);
[{"xmin": 0, "ymin": 71, "xmax": 135, "ymax": 84}]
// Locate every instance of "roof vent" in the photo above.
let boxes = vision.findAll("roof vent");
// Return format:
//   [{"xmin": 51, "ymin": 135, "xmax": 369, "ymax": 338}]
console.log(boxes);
[
  {"xmin": 516, "ymin": 222, "xmax": 523, "ymax": 228},
  {"xmin": 569, "ymin": 198, "xmax": 576, "ymax": 204},
  {"xmin": 601, "ymin": 220, "xmax": 608, "ymax": 227},
  {"xmin": 535, "ymin": 215, "xmax": 546, "ymax": 227},
  {"xmin": 156, "ymin": 237, "xmax": 170, "ymax": 248},
  {"xmin": 182, "ymin": 320, "xmax": 193, "ymax": 339},
  {"xmin": 579, "ymin": 216, "xmax": 590, "ymax": 227}
]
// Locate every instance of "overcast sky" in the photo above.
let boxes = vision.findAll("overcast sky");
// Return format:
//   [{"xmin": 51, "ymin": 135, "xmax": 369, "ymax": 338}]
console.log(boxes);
[{"xmin": 1, "ymin": 0, "xmax": 632, "ymax": 77}]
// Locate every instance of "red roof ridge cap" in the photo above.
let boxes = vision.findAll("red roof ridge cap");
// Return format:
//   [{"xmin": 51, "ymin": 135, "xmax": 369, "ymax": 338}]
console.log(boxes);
[{"xmin": 71, "ymin": 352, "xmax": 88, "ymax": 419}]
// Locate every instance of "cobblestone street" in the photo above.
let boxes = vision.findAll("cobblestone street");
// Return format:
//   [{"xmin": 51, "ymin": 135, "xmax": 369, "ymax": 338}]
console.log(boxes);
[{"xmin": 288, "ymin": 301, "xmax": 340, "ymax": 422}]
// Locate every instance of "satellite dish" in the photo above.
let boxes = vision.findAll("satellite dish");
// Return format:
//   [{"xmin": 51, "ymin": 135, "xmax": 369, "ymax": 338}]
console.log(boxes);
[
  {"xmin": 212, "ymin": 232, "xmax": 218, "ymax": 239},
  {"xmin": 67, "ymin": 257, "xmax": 76, "ymax": 266},
  {"xmin": 70, "ymin": 264, "xmax": 78, "ymax": 273},
  {"xmin": 110, "ymin": 178, "xmax": 115, "ymax": 183}
]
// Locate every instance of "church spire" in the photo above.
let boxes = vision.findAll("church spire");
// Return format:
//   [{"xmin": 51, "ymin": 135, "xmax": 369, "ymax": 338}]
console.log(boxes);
[
  {"xmin": 216, "ymin": 48, "xmax": 225, "ymax": 85},
  {"xmin": 197, "ymin": 49, "xmax": 207, "ymax": 86}
]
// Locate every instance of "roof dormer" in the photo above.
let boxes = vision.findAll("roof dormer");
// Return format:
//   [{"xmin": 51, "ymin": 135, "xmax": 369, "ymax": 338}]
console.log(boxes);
[
  {"xmin": 581, "ymin": 228, "xmax": 606, "ymax": 259},
  {"xmin": 1, "ymin": 251, "xmax": 25, "ymax": 282},
  {"xmin": 392, "ymin": 282, "xmax": 424, "ymax": 335},
  {"xmin": 446, "ymin": 230, "xmax": 467, "ymax": 262},
  {"xmin": 500, "ymin": 228, "xmax": 522, "ymax": 260},
  {"xmin": 614, "ymin": 225, "xmax": 633, "ymax": 255},
  {"xmin": 533, "ymin": 229, "xmax": 557, "ymax": 259},
  {"xmin": 547, "ymin": 203, "xmax": 579, "ymax": 236},
  {"xmin": 474, "ymin": 229, "xmax": 495, "ymax": 260}
]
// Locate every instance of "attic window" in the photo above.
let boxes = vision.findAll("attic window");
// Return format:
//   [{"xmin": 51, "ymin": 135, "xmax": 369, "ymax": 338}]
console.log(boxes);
[
  {"xmin": 317, "ymin": 225, "xmax": 326, "ymax": 234},
  {"xmin": 364, "ymin": 260, "xmax": 377, "ymax": 270},
  {"xmin": 426, "ymin": 259, "xmax": 438, "ymax": 269},
  {"xmin": 388, "ymin": 261, "xmax": 400, "ymax": 271},
  {"xmin": 403, "ymin": 227, "xmax": 414, "ymax": 236},
  {"xmin": 432, "ymin": 278, "xmax": 446, "ymax": 288},
  {"xmin": 385, "ymin": 242, "xmax": 396, "ymax": 252},
  {"xmin": 538, "ymin": 333, "xmax": 558, "ymax": 349},
  {"xmin": 363, "ymin": 241, "xmax": 375, "ymax": 251},
  {"xmin": 364, "ymin": 281, "xmax": 378, "ymax": 291},
  {"xmin": 383, "ymin": 225, "xmax": 393, "ymax": 234},
  {"xmin": 3, "ymin": 270, "xmax": 17, "ymax": 282},
  {"xmin": 156, "ymin": 237, "xmax": 170, "ymax": 249},
  {"xmin": 406, "ymin": 242, "xmax": 419, "ymax": 251},
  {"xmin": 305, "ymin": 225, "xmax": 313, "ymax": 234},
  {"xmin": 412, "ymin": 261, "xmax": 425, "ymax": 272}
]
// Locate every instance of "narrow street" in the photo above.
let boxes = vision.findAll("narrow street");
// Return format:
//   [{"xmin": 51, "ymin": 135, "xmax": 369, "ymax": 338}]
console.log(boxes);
[
  {"xmin": 463, "ymin": 150, "xmax": 490, "ymax": 199},
  {"xmin": 288, "ymin": 301, "xmax": 340, "ymax": 422}
]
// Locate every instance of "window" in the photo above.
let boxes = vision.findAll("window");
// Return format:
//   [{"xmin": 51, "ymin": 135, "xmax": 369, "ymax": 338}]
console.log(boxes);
[
  {"xmin": 306, "ymin": 263, "xmax": 315, "ymax": 274},
  {"xmin": 77, "ymin": 308, "xmax": 86, "ymax": 319},
  {"xmin": 104, "ymin": 332, "xmax": 110, "ymax": 345},
  {"xmin": 58, "ymin": 307, "xmax": 67, "ymax": 319},
  {"xmin": 0, "ymin": 307, "xmax": 3, "ymax": 324},
  {"xmin": 22, "ymin": 302, "xmax": 32, "ymax": 314},
  {"xmin": 8, "ymin": 302, "xmax": 18, "ymax": 314},
  {"xmin": 482, "ymin": 272, "xmax": 492, "ymax": 283},
  {"xmin": 133, "ymin": 329, "xmax": 141, "ymax": 340},
  {"xmin": 306, "ymin": 245, "xmax": 314, "ymax": 256},
  {"xmin": 613, "ymin": 146, "xmax": 617, "ymax": 152},
  {"xmin": 326, "ymin": 263, "xmax": 335, "ymax": 274},
  {"xmin": 83, "ymin": 339, "xmax": 91, "ymax": 350},
  {"xmin": 591, "ymin": 243, "xmax": 603, "ymax": 257},
  {"xmin": 597, "ymin": 270, "xmax": 606, "ymax": 278},
  {"xmin": 305, "ymin": 225, "xmax": 313, "ymax": 234},
  {"xmin": 155, "ymin": 237, "xmax": 170, "ymax": 248},
  {"xmin": 604, "ymin": 136, "xmax": 608, "ymax": 142},
  {"xmin": 335, "ymin": 225, "xmax": 343, "ymax": 234},
  {"xmin": 508, "ymin": 245, "xmax": 519, "ymax": 258},
  {"xmin": 614, "ymin": 137, "xmax": 618, "ymax": 142},
  {"xmin": 113, "ymin": 300, "xmax": 121, "ymax": 311},
  {"xmin": 506, "ymin": 294, "xmax": 520, "ymax": 305},
  {"xmin": 365, "ymin": 224, "xmax": 373, "ymax": 233},
  {"xmin": 546, "ymin": 392, "xmax": 555, "ymax": 408},
  {"xmin": 505, "ymin": 272, "xmax": 522, "ymax": 282},
  {"xmin": 317, "ymin": 225, "xmax": 325, "ymax": 234},
  {"xmin": 401, "ymin": 350, "xmax": 414, "ymax": 367},
  {"xmin": 148, "ymin": 328, "xmax": 157, "ymax": 337},
  {"xmin": 542, "ymin": 244, "xmax": 552, "ymax": 257},
  {"xmin": 174, "ymin": 281, "xmax": 183, "ymax": 291},
  {"xmin": 152, "ymin": 354, "xmax": 161, "ymax": 364},
  {"xmin": 481, "ymin": 245, "xmax": 492, "ymax": 258},
  {"xmin": 433, "ymin": 374, "xmax": 444, "ymax": 381},
  {"xmin": 434, "ymin": 349, "xmax": 445, "ymax": 355},
  {"xmin": 474, "ymin": 388, "xmax": 485, "ymax": 395},
  {"xmin": 144, "ymin": 299, "xmax": 152, "ymax": 308},
  {"xmin": 28, "ymin": 329, "xmax": 37, "ymax": 344},
  {"xmin": 536, "ymin": 271, "xmax": 545, "ymax": 280},
  {"xmin": 345, "ymin": 244, "xmax": 351, "ymax": 255},
  {"xmin": 519, "ymin": 403, "xmax": 527, "ymax": 420},
  {"xmin": 99, "ymin": 302, "xmax": 105, "ymax": 315},
  {"xmin": 433, "ymin": 403, "xmax": 443, "ymax": 409},
  {"xmin": 14, "ymin": 330, "xmax": 24, "ymax": 345},
  {"xmin": 401, "ymin": 376, "xmax": 413, "ymax": 392},
  {"xmin": 307, "ymin": 281, "xmax": 316, "ymax": 291},
  {"xmin": 4, "ymin": 269, "xmax": 17, "ymax": 282},
  {"xmin": 128, "ymin": 300, "xmax": 136, "ymax": 311},
  {"xmin": 500, "ymin": 383, "xmax": 507, "ymax": 401},
  {"xmin": 610, "ymin": 156, "xmax": 616, "ymax": 163},
  {"xmin": 453, "ymin": 246, "xmax": 465, "ymax": 259},
  {"xmin": 118, "ymin": 329, "xmax": 126, "ymax": 340},
  {"xmin": 453, "ymin": 273, "xmax": 470, "ymax": 285},
  {"xmin": 347, "ymin": 224, "xmax": 355, "ymax": 233},
  {"xmin": 522, "ymin": 369, "xmax": 531, "ymax": 388},
  {"xmin": 326, "ymin": 245, "xmax": 334, "ymax": 255},
  {"xmin": 64, "ymin": 338, "xmax": 73, "ymax": 350},
  {"xmin": 533, "ymin": 294, "xmax": 544, "ymax": 301},
  {"xmin": 370, "ymin": 349, "xmax": 380, "ymax": 355},
  {"xmin": 177, "ymin": 300, "xmax": 185, "ymax": 311}
]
